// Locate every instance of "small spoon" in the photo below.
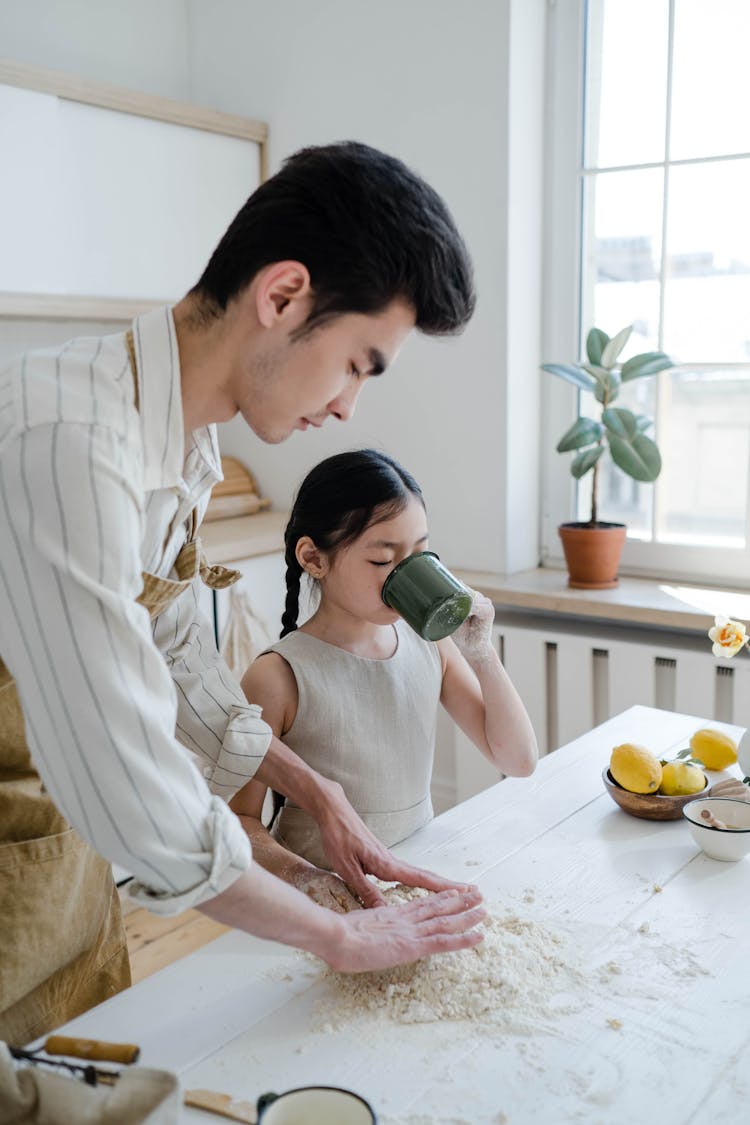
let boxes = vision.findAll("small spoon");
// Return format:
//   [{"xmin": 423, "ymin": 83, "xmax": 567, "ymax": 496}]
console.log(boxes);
[{"xmin": 700, "ymin": 808, "xmax": 728, "ymax": 830}]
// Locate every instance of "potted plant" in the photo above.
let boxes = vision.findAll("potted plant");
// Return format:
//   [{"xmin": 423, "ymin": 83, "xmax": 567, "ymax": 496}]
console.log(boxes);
[{"xmin": 542, "ymin": 324, "xmax": 675, "ymax": 589}]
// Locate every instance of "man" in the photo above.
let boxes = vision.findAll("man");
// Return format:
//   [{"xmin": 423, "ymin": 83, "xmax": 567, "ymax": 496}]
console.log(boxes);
[{"xmin": 0, "ymin": 141, "xmax": 483, "ymax": 1046}]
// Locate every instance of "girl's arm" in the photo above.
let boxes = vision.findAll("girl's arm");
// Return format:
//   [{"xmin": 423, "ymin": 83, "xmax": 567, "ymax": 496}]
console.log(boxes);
[
  {"xmin": 437, "ymin": 591, "xmax": 538, "ymax": 777},
  {"xmin": 231, "ymin": 655, "xmax": 361, "ymax": 912}
]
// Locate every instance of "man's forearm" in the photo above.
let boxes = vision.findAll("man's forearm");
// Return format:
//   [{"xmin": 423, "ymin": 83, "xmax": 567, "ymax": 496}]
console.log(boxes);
[{"xmin": 197, "ymin": 861, "xmax": 342, "ymax": 960}]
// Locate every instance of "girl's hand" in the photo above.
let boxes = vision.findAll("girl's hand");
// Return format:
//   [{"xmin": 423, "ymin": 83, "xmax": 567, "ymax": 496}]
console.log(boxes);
[
  {"xmin": 288, "ymin": 866, "xmax": 363, "ymax": 914},
  {"xmin": 451, "ymin": 591, "xmax": 496, "ymax": 667}
]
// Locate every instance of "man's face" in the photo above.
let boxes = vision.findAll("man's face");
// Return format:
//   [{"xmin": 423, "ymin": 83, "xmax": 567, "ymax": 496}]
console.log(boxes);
[{"xmin": 237, "ymin": 297, "xmax": 416, "ymax": 444}]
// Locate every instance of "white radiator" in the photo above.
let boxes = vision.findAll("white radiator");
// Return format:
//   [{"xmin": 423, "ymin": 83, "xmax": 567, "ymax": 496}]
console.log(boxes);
[{"xmin": 438, "ymin": 616, "xmax": 750, "ymax": 807}]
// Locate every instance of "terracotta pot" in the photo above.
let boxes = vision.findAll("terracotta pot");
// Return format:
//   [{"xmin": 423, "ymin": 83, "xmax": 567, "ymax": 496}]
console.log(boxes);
[{"xmin": 558, "ymin": 521, "xmax": 626, "ymax": 589}]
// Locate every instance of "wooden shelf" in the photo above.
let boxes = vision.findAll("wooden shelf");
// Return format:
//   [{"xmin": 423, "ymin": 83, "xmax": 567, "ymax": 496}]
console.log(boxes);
[{"xmin": 199, "ymin": 510, "xmax": 287, "ymax": 564}]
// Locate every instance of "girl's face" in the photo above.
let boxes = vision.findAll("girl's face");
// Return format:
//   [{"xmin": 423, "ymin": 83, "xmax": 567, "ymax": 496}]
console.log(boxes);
[{"xmin": 321, "ymin": 494, "xmax": 429, "ymax": 626}]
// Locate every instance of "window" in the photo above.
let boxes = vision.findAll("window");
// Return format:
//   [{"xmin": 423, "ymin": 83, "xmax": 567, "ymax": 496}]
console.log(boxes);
[{"xmin": 543, "ymin": 0, "xmax": 750, "ymax": 586}]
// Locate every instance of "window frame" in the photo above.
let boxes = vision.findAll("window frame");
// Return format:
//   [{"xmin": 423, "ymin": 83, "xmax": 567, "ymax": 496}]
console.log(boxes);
[{"xmin": 542, "ymin": 0, "xmax": 750, "ymax": 589}]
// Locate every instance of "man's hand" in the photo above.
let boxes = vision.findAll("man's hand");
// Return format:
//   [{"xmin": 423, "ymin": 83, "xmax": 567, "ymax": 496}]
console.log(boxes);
[
  {"xmin": 314, "ymin": 784, "xmax": 477, "ymax": 907},
  {"xmin": 323, "ymin": 887, "xmax": 486, "ymax": 972},
  {"xmin": 199, "ymin": 866, "xmax": 486, "ymax": 973}
]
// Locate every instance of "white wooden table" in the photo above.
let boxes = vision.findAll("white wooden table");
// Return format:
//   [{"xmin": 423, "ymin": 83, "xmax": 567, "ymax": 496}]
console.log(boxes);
[{"xmin": 45, "ymin": 707, "xmax": 750, "ymax": 1123}]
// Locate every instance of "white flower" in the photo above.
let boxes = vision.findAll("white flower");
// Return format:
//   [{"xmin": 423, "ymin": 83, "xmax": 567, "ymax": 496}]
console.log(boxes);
[{"xmin": 708, "ymin": 615, "xmax": 748, "ymax": 659}]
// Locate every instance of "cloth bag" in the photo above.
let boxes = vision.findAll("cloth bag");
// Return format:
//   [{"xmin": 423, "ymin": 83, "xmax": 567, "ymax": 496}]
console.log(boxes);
[
  {"xmin": 219, "ymin": 583, "xmax": 273, "ymax": 674},
  {"xmin": 0, "ymin": 1044, "xmax": 180, "ymax": 1125}
]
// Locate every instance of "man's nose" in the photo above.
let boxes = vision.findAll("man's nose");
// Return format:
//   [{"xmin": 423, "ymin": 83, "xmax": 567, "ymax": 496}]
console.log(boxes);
[{"xmin": 329, "ymin": 380, "xmax": 364, "ymax": 422}]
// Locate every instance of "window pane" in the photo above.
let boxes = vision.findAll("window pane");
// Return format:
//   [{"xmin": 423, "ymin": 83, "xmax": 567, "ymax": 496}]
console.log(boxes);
[
  {"xmin": 671, "ymin": 0, "xmax": 750, "ymax": 161},
  {"xmin": 582, "ymin": 168, "xmax": 663, "ymax": 350},
  {"xmin": 585, "ymin": 0, "xmax": 669, "ymax": 168},
  {"xmin": 663, "ymin": 160, "xmax": 750, "ymax": 362},
  {"xmin": 656, "ymin": 370, "xmax": 750, "ymax": 546}
]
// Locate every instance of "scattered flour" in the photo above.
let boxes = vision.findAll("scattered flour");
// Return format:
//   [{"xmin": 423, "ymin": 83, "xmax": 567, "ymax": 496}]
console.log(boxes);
[
  {"xmin": 312, "ymin": 885, "xmax": 710, "ymax": 1040},
  {"xmin": 260, "ymin": 888, "xmax": 715, "ymax": 1125}
]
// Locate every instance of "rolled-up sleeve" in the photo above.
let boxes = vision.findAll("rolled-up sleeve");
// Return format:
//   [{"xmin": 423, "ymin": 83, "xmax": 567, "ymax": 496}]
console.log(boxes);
[
  {"xmin": 0, "ymin": 420, "xmax": 253, "ymax": 915},
  {"xmin": 153, "ymin": 584, "xmax": 272, "ymax": 800}
]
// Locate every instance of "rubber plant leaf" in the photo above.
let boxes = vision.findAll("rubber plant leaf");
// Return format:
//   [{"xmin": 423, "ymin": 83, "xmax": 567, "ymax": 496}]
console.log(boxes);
[
  {"xmin": 608, "ymin": 432, "xmax": 662, "ymax": 482},
  {"xmin": 620, "ymin": 351, "xmax": 674, "ymax": 382},
  {"xmin": 542, "ymin": 363, "xmax": 597, "ymax": 392},
  {"xmin": 586, "ymin": 328, "xmax": 610, "ymax": 366},
  {"xmin": 593, "ymin": 371, "xmax": 621, "ymax": 405},
  {"xmin": 571, "ymin": 445, "xmax": 604, "ymax": 479},
  {"xmin": 602, "ymin": 406, "xmax": 638, "ymax": 440},
  {"xmin": 556, "ymin": 416, "xmax": 604, "ymax": 452},
  {"xmin": 600, "ymin": 325, "xmax": 633, "ymax": 369}
]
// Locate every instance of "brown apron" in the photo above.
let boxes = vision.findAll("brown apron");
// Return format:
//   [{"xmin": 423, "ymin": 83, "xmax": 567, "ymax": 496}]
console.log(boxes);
[{"xmin": 0, "ymin": 330, "xmax": 239, "ymax": 1046}]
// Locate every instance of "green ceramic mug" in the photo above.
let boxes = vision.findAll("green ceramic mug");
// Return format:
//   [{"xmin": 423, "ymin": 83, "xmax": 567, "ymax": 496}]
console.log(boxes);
[
  {"xmin": 381, "ymin": 551, "xmax": 473, "ymax": 641},
  {"xmin": 257, "ymin": 1086, "xmax": 376, "ymax": 1124}
]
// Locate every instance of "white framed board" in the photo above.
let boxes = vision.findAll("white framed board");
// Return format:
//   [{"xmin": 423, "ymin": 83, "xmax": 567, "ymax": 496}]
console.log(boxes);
[{"xmin": 0, "ymin": 60, "xmax": 268, "ymax": 320}]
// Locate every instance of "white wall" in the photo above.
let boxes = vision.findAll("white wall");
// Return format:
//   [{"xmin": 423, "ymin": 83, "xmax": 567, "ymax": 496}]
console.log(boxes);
[
  {"xmin": 0, "ymin": 0, "xmax": 190, "ymax": 99},
  {"xmin": 0, "ymin": 0, "xmax": 547, "ymax": 575},
  {"xmin": 187, "ymin": 0, "xmax": 546, "ymax": 575}
]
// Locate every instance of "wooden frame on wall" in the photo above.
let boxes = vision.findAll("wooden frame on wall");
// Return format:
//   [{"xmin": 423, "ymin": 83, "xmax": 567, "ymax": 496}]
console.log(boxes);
[{"xmin": 0, "ymin": 60, "xmax": 269, "ymax": 321}]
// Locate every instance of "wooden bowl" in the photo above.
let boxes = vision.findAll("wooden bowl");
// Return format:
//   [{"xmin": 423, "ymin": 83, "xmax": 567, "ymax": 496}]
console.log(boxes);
[{"xmin": 602, "ymin": 767, "xmax": 709, "ymax": 820}]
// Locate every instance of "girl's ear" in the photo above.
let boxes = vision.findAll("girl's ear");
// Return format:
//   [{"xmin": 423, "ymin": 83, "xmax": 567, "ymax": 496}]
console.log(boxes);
[{"xmin": 295, "ymin": 536, "xmax": 329, "ymax": 579}]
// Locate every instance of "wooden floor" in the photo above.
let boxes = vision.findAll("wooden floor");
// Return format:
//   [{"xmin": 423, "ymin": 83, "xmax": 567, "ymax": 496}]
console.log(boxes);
[{"xmin": 119, "ymin": 885, "xmax": 229, "ymax": 984}]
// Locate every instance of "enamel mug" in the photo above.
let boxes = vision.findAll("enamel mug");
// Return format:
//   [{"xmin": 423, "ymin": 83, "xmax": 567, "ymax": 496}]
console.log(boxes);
[
  {"xmin": 256, "ymin": 1086, "xmax": 376, "ymax": 1124},
  {"xmin": 381, "ymin": 550, "xmax": 473, "ymax": 641}
]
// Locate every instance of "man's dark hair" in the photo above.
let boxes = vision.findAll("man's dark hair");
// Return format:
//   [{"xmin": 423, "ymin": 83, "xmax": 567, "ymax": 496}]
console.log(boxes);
[{"xmin": 192, "ymin": 141, "xmax": 475, "ymax": 336}]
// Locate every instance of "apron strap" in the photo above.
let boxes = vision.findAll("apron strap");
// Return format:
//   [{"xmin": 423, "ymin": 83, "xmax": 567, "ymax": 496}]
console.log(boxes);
[{"xmin": 124, "ymin": 329, "xmax": 140, "ymax": 413}]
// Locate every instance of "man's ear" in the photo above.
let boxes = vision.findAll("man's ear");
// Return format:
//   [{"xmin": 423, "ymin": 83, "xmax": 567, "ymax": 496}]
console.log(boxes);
[
  {"xmin": 295, "ymin": 536, "xmax": 329, "ymax": 579},
  {"xmin": 255, "ymin": 261, "xmax": 312, "ymax": 327}
]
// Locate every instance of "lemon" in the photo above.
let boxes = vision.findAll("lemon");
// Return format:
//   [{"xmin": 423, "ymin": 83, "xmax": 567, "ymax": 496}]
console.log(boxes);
[
  {"xmin": 659, "ymin": 760, "xmax": 706, "ymax": 796},
  {"xmin": 610, "ymin": 744, "xmax": 662, "ymax": 794},
  {"xmin": 689, "ymin": 728, "xmax": 738, "ymax": 771}
]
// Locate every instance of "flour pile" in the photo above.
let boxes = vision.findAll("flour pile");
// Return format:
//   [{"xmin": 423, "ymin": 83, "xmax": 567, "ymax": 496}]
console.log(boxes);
[{"xmin": 317, "ymin": 888, "xmax": 590, "ymax": 1033}]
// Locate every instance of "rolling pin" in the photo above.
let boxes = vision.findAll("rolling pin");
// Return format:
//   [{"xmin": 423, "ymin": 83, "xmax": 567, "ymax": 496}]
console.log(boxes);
[{"xmin": 43, "ymin": 1035, "xmax": 140, "ymax": 1064}]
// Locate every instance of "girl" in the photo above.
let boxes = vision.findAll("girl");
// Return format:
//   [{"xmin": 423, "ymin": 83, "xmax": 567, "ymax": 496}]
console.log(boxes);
[{"xmin": 230, "ymin": 450, "xmax": 537, "ymax": 911}]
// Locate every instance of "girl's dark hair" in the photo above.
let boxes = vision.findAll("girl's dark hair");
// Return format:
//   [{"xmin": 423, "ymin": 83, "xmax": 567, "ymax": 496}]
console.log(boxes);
[
  {"xmin": 192, "ymin": 141, "xmax": 475, "ymax": 337},
  {"xmin": 280, "ymin": 448, "xmax": 424, "ymax": 638}
]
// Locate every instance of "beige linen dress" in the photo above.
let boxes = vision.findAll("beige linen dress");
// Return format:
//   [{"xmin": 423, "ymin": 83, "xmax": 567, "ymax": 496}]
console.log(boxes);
[{"xmin": 267, "ymin": 622, "xmax": 443, "ymax": 870}]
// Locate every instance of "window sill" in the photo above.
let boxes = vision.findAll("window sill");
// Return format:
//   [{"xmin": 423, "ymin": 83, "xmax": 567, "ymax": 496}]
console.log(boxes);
[{"xmin": 454, "ymin": 565, "xmax": 750, "ymax": 635}]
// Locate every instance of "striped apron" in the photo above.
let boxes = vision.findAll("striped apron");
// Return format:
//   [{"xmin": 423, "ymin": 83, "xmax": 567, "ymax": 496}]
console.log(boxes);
[{"xmin": 0, "ymin": 331, "xmax": 239, "ymax": 1045}]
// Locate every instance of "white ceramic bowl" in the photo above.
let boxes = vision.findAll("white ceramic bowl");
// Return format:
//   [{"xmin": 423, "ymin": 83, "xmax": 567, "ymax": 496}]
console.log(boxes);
[{"xmin": 683, "ymin": 798, "xmax": 750, "ymax": 861}]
